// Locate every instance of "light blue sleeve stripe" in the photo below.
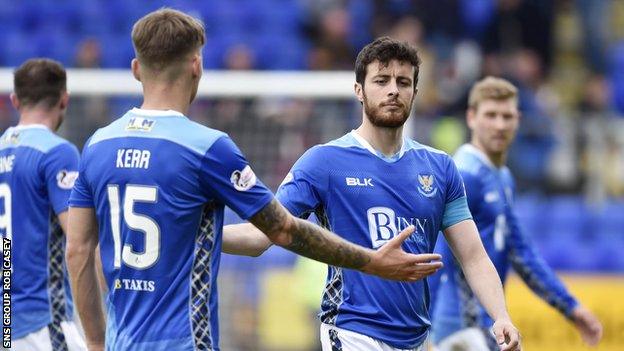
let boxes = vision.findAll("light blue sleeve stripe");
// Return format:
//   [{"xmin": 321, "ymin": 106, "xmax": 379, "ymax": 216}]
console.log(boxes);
[{"xmin": 442, "ymin": 196, "xmax": 472, "ymax": 230}]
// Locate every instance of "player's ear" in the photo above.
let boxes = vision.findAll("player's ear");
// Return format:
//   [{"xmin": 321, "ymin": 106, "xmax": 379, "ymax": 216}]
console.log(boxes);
[
  {"xmin": 59, "ymin": 91, "xmax": 69, "ymax": 110},
  {"xmin": 191, "ymin": 53, "xmax": 202, "ymax": 79},
  {"xmin": 9, "ymin": 93, "xmax": 19, "ymax": 111},
  {"xmin": 354, "ymin": 83, "xmax": 364, "ymax": 102},
  {"xmin": 131, "ymin": 59, "xmax": 141, "ymax": 82},
  {"xmin": 466, "ymin": 107, "xmax": 476, "ymax": 129}
]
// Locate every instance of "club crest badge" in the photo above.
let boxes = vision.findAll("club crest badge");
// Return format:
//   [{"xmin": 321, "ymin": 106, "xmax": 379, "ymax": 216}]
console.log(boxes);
[{"xmin": 417, "ymin": 174, "xmax": 437, "ymax": 197}]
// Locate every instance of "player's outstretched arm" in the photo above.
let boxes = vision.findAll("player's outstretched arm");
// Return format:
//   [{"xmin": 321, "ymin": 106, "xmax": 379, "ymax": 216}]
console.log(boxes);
[
  {"xmin": 443, "ymin": 219, "xmax": 521, "ymax": 351},
  {"xmin": 66, "ymin": 207, "xmax": 105, "ymax": 351},
  {"xmin": 222, "ymin": 223, "xmax": 273, "ymax": 257},
  {"xmin": 249, "ymin": 199, "xmax": 443, "ymax": 281},
  {"xmin": 504, "ymin": 212, "xmax": 603, "ymax": 346}
]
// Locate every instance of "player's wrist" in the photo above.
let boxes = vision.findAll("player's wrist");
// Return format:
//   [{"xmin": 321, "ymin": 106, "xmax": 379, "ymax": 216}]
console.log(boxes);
[
  {"xmin": 359, "ymin": 249, "xmax": 379, "ymax": 274},
  {"xmin": 493, "ymin": 313, "xmax": 513, "ymax": 325},
  {"xmin": 86, "ymin": 341, "xmax": 105, "ymax": 351}
]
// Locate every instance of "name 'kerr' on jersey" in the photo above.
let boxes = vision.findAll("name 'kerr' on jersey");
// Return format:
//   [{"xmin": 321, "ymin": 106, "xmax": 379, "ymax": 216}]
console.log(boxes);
[
  {"xmin": 69, "ymin": 108, "xmax": 273, "ymax": 351},
  {"xmin": 0, "ymin": 124, "xmax": 80, "ymax": 339},
  {"xmin": 276, "ymin": 131, "xmax": 472, "ymax": 349}
]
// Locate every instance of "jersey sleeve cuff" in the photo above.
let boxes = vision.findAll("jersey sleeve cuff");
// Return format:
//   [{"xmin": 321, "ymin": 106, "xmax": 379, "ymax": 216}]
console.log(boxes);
[
  {"xmin": 238, "ymin": 193, "xmax": 275, "ymax": 220},
  {"xmin": 442, "ymin": 196, "xmax": 472, "ymax": 230},
  {"xmin": 68, "ymin": 200, "xmax": 95, "ymax": 208}
]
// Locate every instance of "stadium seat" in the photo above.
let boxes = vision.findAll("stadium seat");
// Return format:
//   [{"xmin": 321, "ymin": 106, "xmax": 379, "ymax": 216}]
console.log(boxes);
[
  {"xmin": 4, "ymin": 32, "xmax": 38, "ymax": 67},
  {"xmin": 253, "ymin": 33, "xmax": 309, "ymax": 70}
]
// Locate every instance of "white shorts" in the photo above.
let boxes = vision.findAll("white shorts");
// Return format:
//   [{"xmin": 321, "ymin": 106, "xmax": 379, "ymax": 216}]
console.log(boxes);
[
  {"xmin": 4, "ymin": 321, "xmax": 87, "ymax": 351},
  {"xmin": 320, "ymin": 323, "xmax": 423, "ymax": 351},
  {"xmin": 435, "ymin": 327, "xmax": 490, "ymax": 351}
]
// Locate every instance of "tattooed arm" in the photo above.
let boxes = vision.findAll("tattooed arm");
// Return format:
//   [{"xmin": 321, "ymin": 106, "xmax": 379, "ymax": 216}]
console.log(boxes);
[{"xmin": 248, "ymin": 199, "xmax": 443, "ymax": 281}]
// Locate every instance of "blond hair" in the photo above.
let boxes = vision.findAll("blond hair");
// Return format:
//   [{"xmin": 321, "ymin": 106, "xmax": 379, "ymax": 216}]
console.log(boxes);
[
  {"xmin": 468, "ymin": 76, "xmax": 518, "ymax": 110},
  {"xmin": 132, "ymin": 8, "xmax": 205, "ymax": 70}
]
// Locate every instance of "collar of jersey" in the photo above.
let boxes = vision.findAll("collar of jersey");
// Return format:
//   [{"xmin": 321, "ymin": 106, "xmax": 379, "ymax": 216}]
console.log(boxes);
[
  {"xmin": 130, "ymin": 107, "xmax": 186, "ymax": 118},
  {"xmin": 350, "ymin": 130, "xmax": 407, "ymax": 163},
  {"xmin": 12, "ymin": 123, "xmax": 49, "ymax": 131},
  {"xmin": 459, "ymin": 143, "xmax": 502, "ymax": 170}
]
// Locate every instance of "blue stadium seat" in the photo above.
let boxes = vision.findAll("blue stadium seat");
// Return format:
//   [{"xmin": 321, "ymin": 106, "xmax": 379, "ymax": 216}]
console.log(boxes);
[
  {"xmin": 4, "ymin": 32, "xmax": 38, "ymax": 67},
  {"xmin": 515, "ymin": 194, "xmax": 549, "ymax": 240},
  {"xmin": 203, "ymin": 33, "xmax": 253, "ymax": 69},
  {"xmin": 33, "ymin": 28, "xmax": 78, "ymax": 66},
  {"xmin": 256, "ymin": 0, "xmax": 305, "ymax": 33},
  {"xmin": 253, "ymin": 33, "xmax": 309, "ymax": 70},
  {"xmin": 99, "ymin": 34, "xmax": 135, "ymax": 68},
  {"xmin": 609, "ymin": 41, "xmax": 624, "ymax": 113},
  {"xmin": 544, "ymin": 196, "xmax": 586, "ymax": 240},
  {"xmin": 349, "ymin": 0, "xmax": 374, "ymax": 50},
  {"xmin": 0, "ymin": 1, "xmax": 25, "ymax": 34}
]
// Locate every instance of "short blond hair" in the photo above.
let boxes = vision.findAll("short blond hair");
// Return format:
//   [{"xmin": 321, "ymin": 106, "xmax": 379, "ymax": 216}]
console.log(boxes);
[
  {"xmin": 468, "ymin": 76, "xmax": 518, "ymax": 110},
  {"xmin": 132, "ymin": 8, "xmax": 205, "ymax": 70}
]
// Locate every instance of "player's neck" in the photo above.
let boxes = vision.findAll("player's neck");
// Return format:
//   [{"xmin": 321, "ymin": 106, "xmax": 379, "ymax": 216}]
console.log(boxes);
[
  {"xmin": 141, "ymin": 81, "xmax": 192, "ymax": 116},
  {"xmin": 356, "ymin": 122, "xmax": 403, "ymax": 157},
  {"xmin": 18, "ymin": 108, "xmax": 59, "ymax": 131},
  {"xmin": 470, "ymin": 141, "xmax": 506, "ymax": 168}
]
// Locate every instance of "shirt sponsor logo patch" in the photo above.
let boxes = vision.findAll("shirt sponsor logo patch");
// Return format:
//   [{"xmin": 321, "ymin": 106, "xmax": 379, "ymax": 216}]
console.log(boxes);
[
  {"xmin": 125, "ymin": 117, "xmax": 155, "ymax": 132},
  {"xmin": 230, "ymin": 165, "xmax": 257, "ymax": 191},
  {"xmin": 56, "ymin": 170, "xmax": 78, "ymax": 190}
]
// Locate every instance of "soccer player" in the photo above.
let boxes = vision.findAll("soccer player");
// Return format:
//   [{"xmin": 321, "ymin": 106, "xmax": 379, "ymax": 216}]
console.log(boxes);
[
  {"xmin": 225, "ymin": 37, "xmax": 521, "ymax": 351},
  {"xmin": 432, "ymin": 76, "xmax": 603, "ymax": 350},
  {"xmin": 65, "ymin": 9, "xmax": 434, "ymax": 351},
  {"xmin": 0, "ymin": 59, "xmax": 86, "ymax": 350}
]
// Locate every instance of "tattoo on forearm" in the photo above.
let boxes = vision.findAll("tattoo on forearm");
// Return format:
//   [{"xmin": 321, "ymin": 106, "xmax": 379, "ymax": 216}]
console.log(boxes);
[{"xmin": 251, "ymin": 199, "xmax": 370, "ymax": 269}]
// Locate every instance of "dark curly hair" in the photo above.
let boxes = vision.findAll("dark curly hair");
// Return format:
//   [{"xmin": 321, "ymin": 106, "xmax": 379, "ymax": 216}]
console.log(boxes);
[{"xmin": 355, "ymin": 36, "xmax": 421, "ymax": 91}]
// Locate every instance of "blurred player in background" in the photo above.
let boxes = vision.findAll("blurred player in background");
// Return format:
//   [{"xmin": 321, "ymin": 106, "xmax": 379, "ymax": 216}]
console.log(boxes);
[
  {"xmin": 226, "ymin": 37, "xmax": 521, "ymax": 351},
  {"xmin": 65, "ymin": 9, "xmax": 432, "ymax": 351},
  {"xmin": 432, "ymin": 76, "xmax": 603, "ymax": 350},
  {"xmin": 0, "ymin": 59, "xmax": 86, "ymax": 350}
]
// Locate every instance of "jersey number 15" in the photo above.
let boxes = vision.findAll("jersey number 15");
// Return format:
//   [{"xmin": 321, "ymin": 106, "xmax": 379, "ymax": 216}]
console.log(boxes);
[{"xmin": 107, "ymin": 185, "xmax": 160, "ymax": 269}]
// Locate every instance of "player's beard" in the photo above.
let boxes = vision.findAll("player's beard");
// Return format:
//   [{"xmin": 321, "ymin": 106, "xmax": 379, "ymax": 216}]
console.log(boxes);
[{"xmin": 363, "ymin": 94, "xmax": 412, "ymax": 128}]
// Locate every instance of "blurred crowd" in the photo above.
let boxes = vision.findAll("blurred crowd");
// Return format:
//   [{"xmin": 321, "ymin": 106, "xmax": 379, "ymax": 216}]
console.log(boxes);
[{"xmin": 1, "ymin": 0, "xmax": 624, "ymax": 201}]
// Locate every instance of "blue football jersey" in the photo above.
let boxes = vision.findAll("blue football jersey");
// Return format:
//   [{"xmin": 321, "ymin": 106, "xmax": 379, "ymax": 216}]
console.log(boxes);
[
  {"xmin": 0, "ymin": 124, "xmax": 80, "ymax": 339},
  {"xmin": 276, "ymin": 131, "xmax": 472, "ymax": 349},
  {"xmin": 432, "ymin": 144, "xmax": 578, "ymax": 344},
  {"xmin": 69, "ymin": 108, "xmax": 273, "ymax": 351}
]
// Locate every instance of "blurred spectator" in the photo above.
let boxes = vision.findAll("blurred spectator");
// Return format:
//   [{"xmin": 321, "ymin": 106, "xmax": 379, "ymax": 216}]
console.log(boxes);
[
  {"xmin": 224, "ymin": 44, "xmax": 256, "ymax": 70},
  {"xmin": 61, "ymin": 38, "xmax": 109, "ymax": 149},
  {"xmin": 0, "ymin": 97, "xmax": 17, "ymax": 131},
  {"xmin": 308, "ymin": 6, "xmax": 355, "ymax": 70},
  {"xmin": 480, "ymin": 0, "xmax": 555, "ymax": 73},
  {"xmin": 577, "ymin": 75, "xmax": 624, "ymax": 201},
  {"xmin": 74, "ymin": 38, "xmax": 101, "ymax": 68},
  {"xmin": 505, "ymin": 48, "xmax": 558, "ymax": 192},
  {"xmin": 388, "ymin": 17, "xmax": 439, "ymax": 114},
  {"xmin": 576, "ymin": 0, "xmax": 610, "ymax": 74}
]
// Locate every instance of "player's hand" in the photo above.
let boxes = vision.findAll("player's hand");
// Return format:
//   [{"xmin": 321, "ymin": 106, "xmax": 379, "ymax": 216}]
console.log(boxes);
[
  {"xmin": 492, "ymin": 318, "xmax": 521, "ymax": 351},
  {"xmin": 363, "ymin": 225, "xmax": 443, "ymax": 281},
  {"xmin": 571, "ymin": 305, "xmax": 603, "ymax": 346}
]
